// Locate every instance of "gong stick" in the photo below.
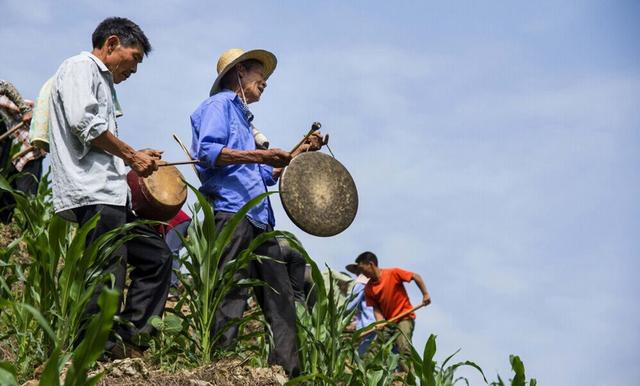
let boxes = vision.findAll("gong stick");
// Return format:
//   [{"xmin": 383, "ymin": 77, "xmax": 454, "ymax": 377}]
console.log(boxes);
[
  {"xmin": 172, "ymin": 133, "xmax": 200, "ymax": 177},
  {"xmin": 158, "ymin": 160, "xmax": 200, "ymax": 167},
  {"xmin": 0, "ymin": 122, "xmax": 24, "ymax": 142},
  {"xmin": 289, "ymin": 121, "xmax": 321, "ymax": 153},
  {"xmin": 358, "ymin": 303, "xmax": 427, "ymax": 338}
]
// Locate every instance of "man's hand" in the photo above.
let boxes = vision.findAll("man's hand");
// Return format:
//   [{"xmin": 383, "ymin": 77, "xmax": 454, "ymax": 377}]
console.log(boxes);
[
  {"xmin": 21, "ymin": 100, "xmax": 34, "ymax": 124},
  {"xmin": 130, "ymin": 150, "xmax": 159, "ymax": 177},
  {"xmin": 260, "ymin": 148, "xmax": 291, "ymax": 168},
  {"xmin": 140, "ymin": 148, "xmax": 163, "ymax": 159},
  {"xmin": 21, "ymin": 110, "xmax": 33, "ymax": 125},
  {"xmin": 421, "ymin": 294, "xmax": 431, "ymax": 306},
  {"xmin": 292, "ymin": 132, "xmax": 323, "ymax": 157}
]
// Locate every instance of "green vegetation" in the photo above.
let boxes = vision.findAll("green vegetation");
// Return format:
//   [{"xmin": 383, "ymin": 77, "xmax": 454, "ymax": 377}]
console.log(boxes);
[{"xmin": 0, "ymin": 174, "xmax": 538, "ymax": 385}]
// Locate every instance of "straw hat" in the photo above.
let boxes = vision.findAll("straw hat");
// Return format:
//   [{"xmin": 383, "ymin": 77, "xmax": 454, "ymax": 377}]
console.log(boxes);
[{"xmin": 209, "ymin": 48, "xmax": 277, "ymax": 96}]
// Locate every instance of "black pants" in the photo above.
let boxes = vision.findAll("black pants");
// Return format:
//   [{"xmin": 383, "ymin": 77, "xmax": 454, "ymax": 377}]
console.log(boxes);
[
  {"xmin": 213, "ymin": 212, "xmax": 300, "ymax": 377},
  {"xmin": 0, "ymin": 158, "xmax": 43, "ymax": 223},
  {"xmin": 73, "ymin": 204, "xmax": 172, "ymax": 343},
  {"xmin": 279, "ymin": 239, "xmax": 307, "ymax": 304}
]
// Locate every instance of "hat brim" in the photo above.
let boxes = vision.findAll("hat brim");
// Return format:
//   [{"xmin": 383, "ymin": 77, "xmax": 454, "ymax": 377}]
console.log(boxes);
[
  {"xmin": 209, "ymin": 49, "xmax": 277, "ymax": 96},
  {"xmin": 345, "ymin": 264, "xmax": 360, "ymax": 275}
]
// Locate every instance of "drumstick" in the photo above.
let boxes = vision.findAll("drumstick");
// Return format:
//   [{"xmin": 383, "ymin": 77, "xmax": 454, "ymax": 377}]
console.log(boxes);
[
  {"xmin": 158, "ymin": 160, "xmax": 200, "ymax": 167},
  {"xmin": 0, "ymin": 122, "xmax": 24, "ymax": 142},
  {"xmin": 172, "ymin": 133, "xmax": 199, "ymax": 177},
  {"xmin": 358, "ymin": 303, "xmax": 427, "ymax": 338},
  {"xmin": 289, "ymin": 121, "xmax": 321, "ymax": 153}
]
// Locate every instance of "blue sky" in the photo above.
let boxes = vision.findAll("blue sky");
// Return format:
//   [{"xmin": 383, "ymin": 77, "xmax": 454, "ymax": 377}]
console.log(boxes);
[{"xmin": 2, "ymin": 1, "xmax": 639, "ymax": 384}]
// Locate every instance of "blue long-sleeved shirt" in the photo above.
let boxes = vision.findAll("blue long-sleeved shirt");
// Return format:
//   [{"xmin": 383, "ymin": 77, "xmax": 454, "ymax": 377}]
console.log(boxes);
[
  {"xmin": 347, "ymin": 282, "xmax": 376, "ymax": 330},
  {"xmin": 190, "ymin": 90, "xmax": 276, "ymax": 226}
]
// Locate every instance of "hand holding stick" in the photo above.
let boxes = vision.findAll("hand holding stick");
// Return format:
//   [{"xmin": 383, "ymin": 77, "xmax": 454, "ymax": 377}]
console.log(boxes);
[
  {"xmin": 158, "ymin": 160, "xmax": 200, "ymax": 167},
  {"xmin": 0, "ymin": 122, "xmax": 24, "ymax": 143},
  {"xmin": 358, "ymin": 303, "xmax": 428, "ymax": 338},
  {"xmin": 289, "ymin": 121, "xmax": 322, "ymax": 153}
]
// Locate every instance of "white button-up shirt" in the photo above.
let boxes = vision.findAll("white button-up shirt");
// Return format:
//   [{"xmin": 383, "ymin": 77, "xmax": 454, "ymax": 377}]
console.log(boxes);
[{"xmin": 49, "ymin": 51, "xmax": 126, "ymax": 221}]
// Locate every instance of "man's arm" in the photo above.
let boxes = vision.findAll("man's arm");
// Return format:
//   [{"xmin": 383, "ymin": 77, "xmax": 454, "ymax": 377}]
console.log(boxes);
[
  {"xmin": 216, "ymin": 147, "xmax": 290, "ymax": 168},
  {"xmin": 91, "ymin": 130, "xmax": 159, "ymax": 177},
  {"xmin": 412, "ymin": 272, "xmax": 431, "ymax": 306}
]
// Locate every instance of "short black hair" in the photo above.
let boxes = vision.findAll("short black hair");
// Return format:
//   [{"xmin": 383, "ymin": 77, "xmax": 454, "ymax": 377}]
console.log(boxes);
[
  {"xmin": 356, "ymin": 251, "xmax": 378, "ymax": 267},
  {"xmin": 92, "ymin": 17, "xmax": 152, "ymax": 56}
]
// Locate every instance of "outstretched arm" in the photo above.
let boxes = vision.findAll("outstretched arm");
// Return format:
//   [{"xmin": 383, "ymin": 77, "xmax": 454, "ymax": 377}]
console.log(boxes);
[{"xmin": 412, "ymin": 273, "xmax": 431, "ymax": 306}]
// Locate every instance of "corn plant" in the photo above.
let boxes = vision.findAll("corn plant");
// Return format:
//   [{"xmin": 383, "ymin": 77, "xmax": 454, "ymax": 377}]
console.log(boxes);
[
  {"xmin": 286, "ymin": 264, "xmax": 400, "ymax": 385},
  {"xmin": 39, "ymin": 287, "xmax": 119, "ymax": 386},
  {"xmin": 348, "ymin": 334, "xmax": 401, "ymax": 386},
  {"xmin": 173, "ymin": 184, "xmax": 308, "ymax": 365},
  {"xmin": 406, "ymin": 334, "xmax": 487, "ymax": 386},
  {"xmin": 490, "ymin": 355, "xmax": 537, "ymax": 386},
  {"xmin": 0, "ymin": 174, "xmax": 142, "ymax": 382}
]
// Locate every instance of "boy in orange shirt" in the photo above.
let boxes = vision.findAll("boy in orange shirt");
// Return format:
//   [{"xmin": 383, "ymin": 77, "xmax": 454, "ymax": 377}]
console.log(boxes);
[{"xmin": 347, "ymin": 251, "xmax": 431, "ymax": 364}]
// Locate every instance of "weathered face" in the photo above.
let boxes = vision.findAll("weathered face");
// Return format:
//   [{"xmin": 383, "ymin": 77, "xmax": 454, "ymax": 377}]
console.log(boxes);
[
  {"xmin": 238, "ymin": 62, "xmax": 266, "ymax": 104},
  {"xmin": 103, "ymin": 37, "xmax": 144, "ymax": 84}
]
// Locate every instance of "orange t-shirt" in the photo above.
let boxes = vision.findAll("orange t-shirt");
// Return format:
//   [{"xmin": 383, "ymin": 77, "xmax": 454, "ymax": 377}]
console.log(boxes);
[{"xmin": 365, "ymin": 268, "xmax": 415, "ymax": 320}]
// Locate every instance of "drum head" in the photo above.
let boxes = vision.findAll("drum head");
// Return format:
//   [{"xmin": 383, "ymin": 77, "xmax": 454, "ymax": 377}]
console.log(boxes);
[
  {"xmin": 279, "ymin": 152, "xmax": 358, "ymax": 237},
  {"xmin": 144, "ymin": 165, "xmax": 187, "ymax": 206}
]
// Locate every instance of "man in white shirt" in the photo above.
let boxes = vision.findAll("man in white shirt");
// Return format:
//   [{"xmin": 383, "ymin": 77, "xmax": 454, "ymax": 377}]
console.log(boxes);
[{"xmin": 48, "ymin": 17, "xmax": 172, "ymax": 357}]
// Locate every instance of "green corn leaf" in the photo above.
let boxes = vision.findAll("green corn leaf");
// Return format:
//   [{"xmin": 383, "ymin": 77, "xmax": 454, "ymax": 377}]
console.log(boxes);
[
  {"xmin": 38, "ymin": 348, "xmax": 62, "ymax": 386},
  {"xmin": 0, "ymin": 361, "xmax": 19, "ymax": 386},
  {"xmin": 63, "ymin": 288, "xmax": 118, "ymax": 386},
  {"xmin": 19, "ymin": 303, "xmax": 56, "ymax": 342}
]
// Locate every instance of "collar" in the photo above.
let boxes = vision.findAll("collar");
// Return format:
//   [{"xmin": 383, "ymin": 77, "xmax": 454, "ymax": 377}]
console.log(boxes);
[
  {"xmin": 221, "ymin": 89, "xmax": 254, "ymax": 123},
  {"xmin": 81, "ymin": 51, "xmax": 110, "ymax": 73}
]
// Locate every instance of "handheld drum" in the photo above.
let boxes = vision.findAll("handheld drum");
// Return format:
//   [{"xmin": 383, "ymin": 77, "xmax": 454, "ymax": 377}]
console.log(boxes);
[{"xmin": 127, "ymin": 164, "xmax": 187, "ymax": 221}]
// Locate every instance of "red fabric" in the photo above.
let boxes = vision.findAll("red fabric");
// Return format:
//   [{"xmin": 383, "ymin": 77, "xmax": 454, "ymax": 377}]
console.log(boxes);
[
  {"xmin": 365, "ymin": 268, "xmax": 415, "ymax": 320},
  {"xmin": 168, "ymin": 210, "xmax": 191, "ymax": 229},
  {"xmin": 155, "ymin": 210, "xmax": 191, "ymax": 235}
]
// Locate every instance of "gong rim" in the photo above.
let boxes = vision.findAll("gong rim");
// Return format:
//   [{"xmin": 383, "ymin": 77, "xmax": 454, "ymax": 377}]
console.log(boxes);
[{"xmin": 279, "ymin": 152, "xmax": 358, "ymax": 237}]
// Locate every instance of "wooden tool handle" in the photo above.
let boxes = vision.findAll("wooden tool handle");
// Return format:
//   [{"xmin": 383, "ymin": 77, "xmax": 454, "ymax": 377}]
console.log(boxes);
[
  {"xmin": 0, "ymin": 122, "xmax": 24, "ymax": 142},
  {"xmin": 289, "ymin": 121, "xmax": 321, "ymax": 153},
  {"xmin": 358, "ymin": 303, "xmax": 427, "ymax": 338}
]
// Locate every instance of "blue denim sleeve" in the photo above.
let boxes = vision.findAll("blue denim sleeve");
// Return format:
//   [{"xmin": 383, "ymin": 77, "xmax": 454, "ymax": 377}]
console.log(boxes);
[
  {"xmin": 347, "ymin": 286, "xmax": 365, "ymax": 312},
  {"xmin": 260, "ymin": 164, "xmax": 278, "ymax": 186},
  {"xmin": 193, "ymin": 100, "xmax": 228, "ymax": 169}
]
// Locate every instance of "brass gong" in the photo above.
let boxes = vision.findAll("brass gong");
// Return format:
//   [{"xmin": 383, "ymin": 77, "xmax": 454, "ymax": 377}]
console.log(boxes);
[{"xmin": 279, "ymin": 152, "xmax": 358, "ymax": 237}]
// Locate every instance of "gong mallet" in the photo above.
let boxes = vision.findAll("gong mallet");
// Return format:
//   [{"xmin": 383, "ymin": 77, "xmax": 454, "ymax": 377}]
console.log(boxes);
[
  {"xmin": 172, "ymin": 133, "xmax": 200, "ymax": 177},
  {"xmin": 357, "ymin": 302, "xmax": 428, "ymax": 339},
  {"xmin": 158, "ymin": 160, "xmax": 200, "ymax": 167},
  {"xmin": 289, "ymin": 121, "xmax": 321, "ymax": 153},
  {"xmin": 0, "ymin": 122, "xmax": 25, "ymax": 143}
]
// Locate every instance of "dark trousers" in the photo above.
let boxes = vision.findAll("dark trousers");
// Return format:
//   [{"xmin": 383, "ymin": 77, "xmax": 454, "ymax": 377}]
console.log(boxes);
[
  {"xmin": 213, "ymin": 212, "xmax": 300, "ymax": 377},
  {"xmin": 279, "ymin": 240, "xmax": 307, "ymax": 304},
  {"xmin": 0, "ymin": 158, "xmax": 43, "ymax": 223},
  {"xmin": 73, "ymin": 204, "xmax": 172, "ymax": 343}
]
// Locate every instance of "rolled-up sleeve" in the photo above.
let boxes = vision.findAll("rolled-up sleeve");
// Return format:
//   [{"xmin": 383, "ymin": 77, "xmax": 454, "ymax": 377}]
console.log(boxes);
[
  {"xmin": 57, "ymin": 61, "xmax": 108, "ymax": 144},
  {"xmin": 194, "ymin": 100, "xmax": 228, "ymax": 169}
]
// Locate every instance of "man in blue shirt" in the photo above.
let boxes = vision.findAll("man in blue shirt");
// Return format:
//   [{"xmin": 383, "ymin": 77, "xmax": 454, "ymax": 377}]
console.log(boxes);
[{"xmin": 190, "ymin": 48, "xmax": 321, "ymax": 377}]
